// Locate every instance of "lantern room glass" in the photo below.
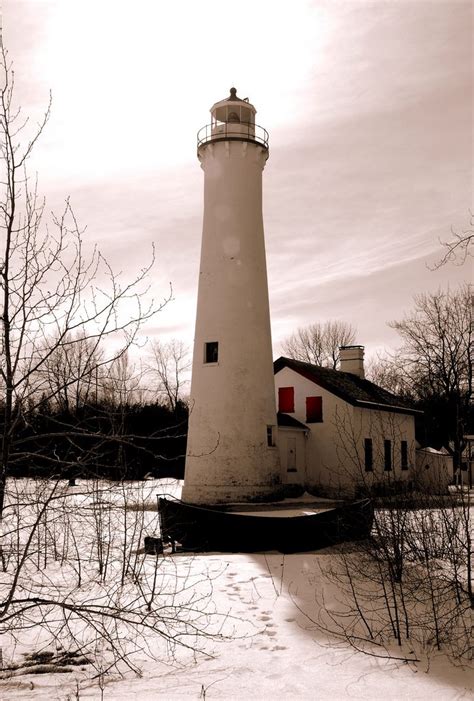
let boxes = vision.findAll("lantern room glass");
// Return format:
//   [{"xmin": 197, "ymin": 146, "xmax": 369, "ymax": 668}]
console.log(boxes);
[{"xmin": 212, "ymin": 104, "xmax": 255, "ymax": 128}]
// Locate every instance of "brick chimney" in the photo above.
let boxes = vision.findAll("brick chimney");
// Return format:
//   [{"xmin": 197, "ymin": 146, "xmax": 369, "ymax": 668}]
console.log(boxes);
[{"xmin": 339, "ymin": 345, "xmax": 365, "ymax": 378}]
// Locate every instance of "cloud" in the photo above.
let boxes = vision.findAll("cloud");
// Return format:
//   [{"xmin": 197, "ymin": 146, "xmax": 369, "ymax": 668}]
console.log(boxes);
[{"xmin": 3, "ymin": 0, "xmax": 472, "ymax": 361}]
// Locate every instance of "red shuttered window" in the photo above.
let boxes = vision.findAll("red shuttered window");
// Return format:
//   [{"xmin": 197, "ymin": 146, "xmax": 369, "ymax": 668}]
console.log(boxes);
[
  {"xmin": 278, "ymin": 387, "xmax": 295, "ymax": 413},
  {"xmin": 306, "ymin": 396, "xmax": 323, "ymax": 423}
]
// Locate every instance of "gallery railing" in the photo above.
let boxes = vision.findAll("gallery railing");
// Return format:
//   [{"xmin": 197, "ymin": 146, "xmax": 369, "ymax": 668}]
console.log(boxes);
[{"xmin": 197, "ymin": 122, "xmax": 269, "ymax": 150}]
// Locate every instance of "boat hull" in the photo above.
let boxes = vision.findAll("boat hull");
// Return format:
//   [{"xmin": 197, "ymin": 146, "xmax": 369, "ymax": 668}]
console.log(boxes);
[{"xmin": 157, "ymin": 497, "xmax": 374, "ymax": 553}]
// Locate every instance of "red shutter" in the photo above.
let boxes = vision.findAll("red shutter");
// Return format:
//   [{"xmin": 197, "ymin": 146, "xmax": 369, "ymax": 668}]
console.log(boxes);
[
  {"xmin": 278, "ymin": 387, "xmax": 295, "ymax": 413},
  {"xmin": 306, "ymin": 396, "xmax": 323, "ymax": 422}
]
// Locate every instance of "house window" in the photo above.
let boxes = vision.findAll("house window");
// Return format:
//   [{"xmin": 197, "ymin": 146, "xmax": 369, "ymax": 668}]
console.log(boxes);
[
  {"xmin": 278, "ymin": 386, "xmax": 294, "ymax": 413},
  {"xmin": 364, "ymin": 438, "xmax": 373, "ymax": 472},
  {"xmin": 401, "ymin": 441, "xmax": 409, "ymax": 470},
  {"xmin": 204, "ymin": 341, "xmax": 218, "ymax": 364},
  {"xmin": 384, "ymin": 439, "xmax": 392, "ymax": 471},
  {"xmin": 306, "ymin": 396, "xmax": 323, "ymax": 423},
  {"xmin": 267, "ymin": 425, "xmax": 276, "ymax": 447}
]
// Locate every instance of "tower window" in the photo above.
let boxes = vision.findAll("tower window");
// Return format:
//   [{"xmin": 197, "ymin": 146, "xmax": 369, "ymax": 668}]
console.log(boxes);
[
  {"xmin": 364, "ymin": 438, "xmax": 373, "ymax": 472},
  {"xmin": 278, "ymin": 387, "xmax": 294, "ymax": 413},
  {"xmin": 306, "ymin": 396, "xmax": 323, "ymax": 423},
  {"xmin": 204, "ymin": 341, "xmax": 219, "ymax": 364},
  {"xmin": 267, "ymin": 425, "xmax": 276, "ymax": 447},
  {"xmin": 384, "ymin": 440, "xmax": 392, "ymax": 471}
]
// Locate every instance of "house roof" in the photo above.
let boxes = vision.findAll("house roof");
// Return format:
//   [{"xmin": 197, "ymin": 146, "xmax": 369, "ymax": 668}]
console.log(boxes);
[
  {"xmin": 277, "ymin": 412, "xmax": 309, "ymax": 430},
  {"xmin": 274, "ymin": 356, "xmax": 422, "ymax": 416}
]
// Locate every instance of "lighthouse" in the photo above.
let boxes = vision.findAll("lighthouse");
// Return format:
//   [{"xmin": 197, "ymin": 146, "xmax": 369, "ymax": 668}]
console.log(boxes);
[{"xmin": 182, "ymin": 88, "xmax": 281, "ymax": 504}]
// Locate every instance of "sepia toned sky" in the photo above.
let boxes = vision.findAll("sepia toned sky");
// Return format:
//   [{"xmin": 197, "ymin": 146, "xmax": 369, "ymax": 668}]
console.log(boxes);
[{"xmin": 3, "ymin": 0, "xmax": 472, "ymax": 361}]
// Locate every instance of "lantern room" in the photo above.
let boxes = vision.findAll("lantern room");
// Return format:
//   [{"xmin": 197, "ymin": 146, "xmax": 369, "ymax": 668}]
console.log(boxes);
[
  {"xmin": 211, "ymin": 87, "xmax": 256, "ymax": 128},
  {"xmin": 197, "ymin": 87, "xmax": 269, "ymax": 150}
]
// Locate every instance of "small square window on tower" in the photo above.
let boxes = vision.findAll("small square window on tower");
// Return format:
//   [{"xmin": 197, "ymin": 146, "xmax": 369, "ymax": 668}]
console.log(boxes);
[
  {"xmin": 278, "ymin": 387, "xmax": 294, "ymax": 413},
  {"xmin": 204, "ymin": 341, "xmax": 219, "ymax": 364}
]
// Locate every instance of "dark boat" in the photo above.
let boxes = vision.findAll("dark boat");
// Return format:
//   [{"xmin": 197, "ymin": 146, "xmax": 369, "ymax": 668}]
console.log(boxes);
[{"xmin": 157, "ymin": 496, "xmax": 374, "ymax": 554}]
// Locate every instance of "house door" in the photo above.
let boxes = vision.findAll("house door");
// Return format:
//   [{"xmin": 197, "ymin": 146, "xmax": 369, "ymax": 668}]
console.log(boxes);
[{"xmin": 287, "ymin": 437, "xmax": 296, "ymax": 472}]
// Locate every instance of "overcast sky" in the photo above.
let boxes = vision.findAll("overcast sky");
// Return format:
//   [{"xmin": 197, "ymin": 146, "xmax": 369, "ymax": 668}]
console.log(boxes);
[{"xmin": 4, "ymin": 0, "xmax": 472, "ymax": 362}]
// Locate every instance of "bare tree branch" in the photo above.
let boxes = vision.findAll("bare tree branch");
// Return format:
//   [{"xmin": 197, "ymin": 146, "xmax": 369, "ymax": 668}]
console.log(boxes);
[
  {"xmin": 431, "ymin": 211, "xmax": 474, "ymax": 269},
  {"xmin": 148, "ymin": 338, "xmax": 191, "ymax": 410},
  {"xmin": 281, "ymin": 320, "xmax": 356, "ymax": 369}
]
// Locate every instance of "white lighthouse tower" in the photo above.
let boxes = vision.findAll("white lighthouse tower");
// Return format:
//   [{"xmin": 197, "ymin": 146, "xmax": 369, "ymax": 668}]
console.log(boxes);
[{"xmin": 182, "ymin": 88, "xmax": 281, "ymax": 505}]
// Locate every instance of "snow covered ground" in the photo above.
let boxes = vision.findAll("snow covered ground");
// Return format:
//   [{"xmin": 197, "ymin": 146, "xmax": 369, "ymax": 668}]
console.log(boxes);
[{"xmin": 1, "ymin": 480, "xmax": 472, "ymax": 700}]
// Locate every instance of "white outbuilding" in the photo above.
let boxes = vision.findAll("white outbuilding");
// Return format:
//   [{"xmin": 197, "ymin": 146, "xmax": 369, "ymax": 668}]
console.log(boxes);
[{"xmin": 274, "ymin": 349, "xmax": 422, "ymax": 497}]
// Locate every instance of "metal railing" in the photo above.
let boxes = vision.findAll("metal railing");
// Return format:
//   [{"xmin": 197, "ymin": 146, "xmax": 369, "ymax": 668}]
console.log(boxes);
[{"xmin": 197, "ymin": 122, "xmax": 269, "ymax": 150}]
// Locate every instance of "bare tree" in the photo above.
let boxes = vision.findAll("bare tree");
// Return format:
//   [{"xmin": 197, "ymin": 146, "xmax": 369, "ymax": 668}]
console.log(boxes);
[
  {"xmin": 149, "ymin": 339, "xmax": 191, "ymax": 410},
  {"xmin": 0, "ymin": 38, "xmax": 231, "ymax": 681},
  {"xmin": 0, "ymin": 37, "xmax": 170, "ymax": 516},
  {"xmin": 0, "ymin": 478, "xmax": 233, "ymax": 679},
  {"xmin": 389, "ymin": 284, "xmax": 472, "ymax": 471},
  {"xmin": 298, "ymin": 405, "xmax": 472, "ymax": 667},
  {"xmin": 101, "ymin": 351, "xmax": 141, "ymax": 408},
  {"xmin": 300, "ymin": 488, "xmax": 472, "ymax": 666},
  {"xmin": 281, "ymin": 320, "xmax": 356, "ymax": 369},
  {"xmin": 40, "ymin": 332, "xmax": 104, "ymax": 413},
  {"xmin": 365, "ymin": 351, "xmax": 412, "ymax": 398}
]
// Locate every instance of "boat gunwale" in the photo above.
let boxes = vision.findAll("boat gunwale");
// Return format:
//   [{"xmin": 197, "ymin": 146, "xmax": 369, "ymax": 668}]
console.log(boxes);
[{"xmin": 157, "ymin": 494, "xmax": 372, "ymax": 524}]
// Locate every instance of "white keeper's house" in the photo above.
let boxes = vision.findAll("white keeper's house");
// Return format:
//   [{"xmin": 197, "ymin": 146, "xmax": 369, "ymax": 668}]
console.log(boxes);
[{"xmin": 274, "ymin": 346, "xmax": 423, "ymax": 497}]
